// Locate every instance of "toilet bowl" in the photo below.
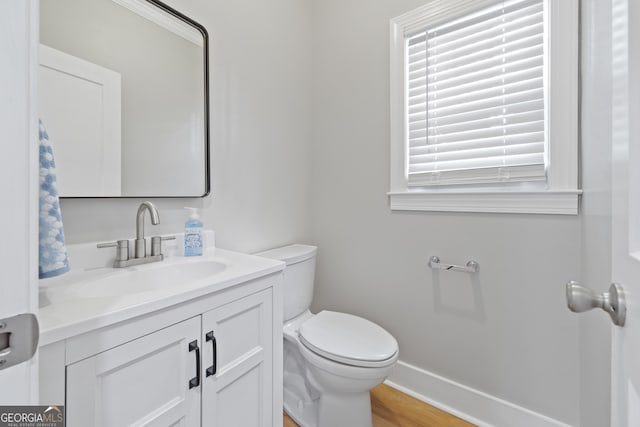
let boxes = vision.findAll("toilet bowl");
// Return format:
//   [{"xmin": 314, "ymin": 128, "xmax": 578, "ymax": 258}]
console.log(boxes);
[{"xmin": 256, "ymin": 244, "xmax": 399, "ymax": 427}]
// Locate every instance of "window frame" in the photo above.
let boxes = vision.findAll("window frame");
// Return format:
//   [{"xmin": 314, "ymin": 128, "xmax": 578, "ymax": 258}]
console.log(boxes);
[{"xmin": 389, "ymin": 0, "xmax": 581, "ymax": 215}]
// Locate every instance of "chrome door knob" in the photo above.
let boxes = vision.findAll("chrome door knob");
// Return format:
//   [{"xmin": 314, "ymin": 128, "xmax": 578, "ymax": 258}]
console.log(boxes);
[{"xmin": 566, "ymin": 281, "xmax": 626, "ymax": 327}]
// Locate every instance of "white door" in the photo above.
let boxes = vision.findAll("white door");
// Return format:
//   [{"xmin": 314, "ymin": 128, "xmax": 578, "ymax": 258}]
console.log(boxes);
[
  {"xmin": 611, "ymin": 0, "xmax": 640, "ymax": 425},
  {"xmin": 38, "ymin": 44, "xmax": 122, "ymax": 197},
  {"xmin": 0, "ymin": 0, "xmax": 39, "ymax": 404}
]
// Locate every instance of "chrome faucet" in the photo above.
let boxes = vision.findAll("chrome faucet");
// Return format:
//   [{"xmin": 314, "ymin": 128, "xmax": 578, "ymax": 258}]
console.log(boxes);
[
  {"xmin": 97, "ymin": 201, "xmax": 175, "ymax": 268},
  {"xmin": 135, "ymin": 201, "xmax": 160, "ymax": 258}
]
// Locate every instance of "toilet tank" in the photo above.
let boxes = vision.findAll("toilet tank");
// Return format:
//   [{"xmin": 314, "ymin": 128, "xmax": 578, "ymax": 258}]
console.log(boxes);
[{"xmin": 256, "ymin": 244, "xmax": 317, "ymax": 322}]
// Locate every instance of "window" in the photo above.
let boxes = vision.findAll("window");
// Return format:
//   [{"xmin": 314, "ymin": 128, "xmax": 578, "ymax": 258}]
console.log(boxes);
[{"xmin": 389, "ymin": 0, "xmax": 580, "ymax": 214}]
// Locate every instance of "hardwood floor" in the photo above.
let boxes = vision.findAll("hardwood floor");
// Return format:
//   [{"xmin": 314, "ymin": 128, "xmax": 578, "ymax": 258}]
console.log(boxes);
[
  {"xmin": 283, "ymin": 384, "xmax": 475, "ymax": 427},
  {"xmin": 283, "ymin": 413, "xmax": 298, "ymax": 427}
]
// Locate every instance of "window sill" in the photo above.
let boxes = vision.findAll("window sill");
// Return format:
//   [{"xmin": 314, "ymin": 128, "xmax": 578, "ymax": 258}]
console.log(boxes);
[{"xmin": 388, "ymin": 190, "xmax": 582, "ymax": 215}]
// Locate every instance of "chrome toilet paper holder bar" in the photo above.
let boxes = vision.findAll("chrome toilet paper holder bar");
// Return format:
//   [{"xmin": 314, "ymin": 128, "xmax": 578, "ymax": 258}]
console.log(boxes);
[{"xmin": 428, "ymin": 256, "xmax": 479, "ymax": 273}]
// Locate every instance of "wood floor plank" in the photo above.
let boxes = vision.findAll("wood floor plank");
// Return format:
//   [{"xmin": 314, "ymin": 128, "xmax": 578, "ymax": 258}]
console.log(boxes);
[
  {"xmin": 371, "ymin": 384, "xmax": 475, "ymax": 427},
  {"xmin": 283, "ymin": 384, "xmax": 476, "ymax": 427},
  {"xmin": 283, "ymin": 413, "xmax": 298, "ymax": 427},
  {"xmin": 372, "ymin": 412, "xmax": 399, "ymax": 427}
]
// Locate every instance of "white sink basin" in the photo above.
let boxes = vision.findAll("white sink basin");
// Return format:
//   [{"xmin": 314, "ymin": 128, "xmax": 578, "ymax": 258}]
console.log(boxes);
[
  {"xmin": 40, "ymin": 258, "xmax": 228, "ymax": 307},
  {"xmin": 71, "ymin": 260, "xmax": 228, "ymax": 298}
]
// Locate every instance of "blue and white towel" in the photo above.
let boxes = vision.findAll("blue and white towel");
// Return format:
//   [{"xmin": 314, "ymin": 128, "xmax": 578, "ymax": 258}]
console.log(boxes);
[{"xmin": 39, "ymin": 119, "xmax": 70, "ymax": 279}]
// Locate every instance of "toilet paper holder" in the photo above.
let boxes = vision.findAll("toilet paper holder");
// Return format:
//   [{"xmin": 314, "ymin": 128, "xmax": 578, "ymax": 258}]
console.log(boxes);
[{"xmin": 428, "ymin": 256, "xmax": 479, "ymax": 273}]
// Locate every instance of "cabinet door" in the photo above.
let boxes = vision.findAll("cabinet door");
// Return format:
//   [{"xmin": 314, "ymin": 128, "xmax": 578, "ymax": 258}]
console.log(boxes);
[
  {"xmin": 66, "ymin": 316, "xmax": 201, "ymax": 427},
  {"xmin": 202, "ymin": 289, "xmax": 273, "ymax": 427}
]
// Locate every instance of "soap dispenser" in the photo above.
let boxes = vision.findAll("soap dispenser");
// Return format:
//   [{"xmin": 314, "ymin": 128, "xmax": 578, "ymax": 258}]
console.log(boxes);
[{"xmin": 184, "ymin": 207, "xmax": 203, "ymax": 256}]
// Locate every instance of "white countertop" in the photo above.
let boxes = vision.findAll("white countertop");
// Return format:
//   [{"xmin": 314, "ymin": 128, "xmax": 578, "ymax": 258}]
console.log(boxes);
[{"xmin": 38, "ymin": 235, "xmax": 285, "ymax": 346}]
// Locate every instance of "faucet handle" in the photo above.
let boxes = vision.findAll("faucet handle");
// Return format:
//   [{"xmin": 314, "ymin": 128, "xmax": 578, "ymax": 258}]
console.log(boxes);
[
  {"xmin": 97, "ymin": 239, "xmax": 129, "ymax": 262},
  {"xmin": 151, "ymin": 235, "xmax": 176, "ymax": 257}
]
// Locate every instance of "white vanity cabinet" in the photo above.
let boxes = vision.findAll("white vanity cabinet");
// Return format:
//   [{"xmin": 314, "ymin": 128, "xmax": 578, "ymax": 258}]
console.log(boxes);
[{"xmin": 39, "ymin": 273, "xmax": 282, "ymax": 427}]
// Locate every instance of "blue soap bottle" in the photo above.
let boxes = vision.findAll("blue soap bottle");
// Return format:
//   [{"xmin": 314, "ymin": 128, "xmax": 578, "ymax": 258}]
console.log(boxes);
[{"xmin": 184, "ymin": 207, "xmax": 203, "ymax": 256}]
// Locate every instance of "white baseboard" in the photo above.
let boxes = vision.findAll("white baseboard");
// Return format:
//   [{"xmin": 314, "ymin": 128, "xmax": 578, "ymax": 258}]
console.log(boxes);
[{"xmin": 386, "ymin": 361, "xmax": 573, "ymax": 427}]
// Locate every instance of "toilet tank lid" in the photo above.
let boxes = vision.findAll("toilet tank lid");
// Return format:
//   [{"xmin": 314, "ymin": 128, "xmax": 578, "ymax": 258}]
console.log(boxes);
[{"xmin": 255, "ymin": 244, "xmax": 317, "ymax": 266}]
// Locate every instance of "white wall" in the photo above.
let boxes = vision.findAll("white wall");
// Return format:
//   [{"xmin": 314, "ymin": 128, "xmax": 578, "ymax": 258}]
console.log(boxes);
[
  {"xmin": 308, "ymin": 0, "xmax": 609, "ymax": 425},
  {"xmin": 59, "ymin": 0, "xmax": 313, "ymax": 254}
]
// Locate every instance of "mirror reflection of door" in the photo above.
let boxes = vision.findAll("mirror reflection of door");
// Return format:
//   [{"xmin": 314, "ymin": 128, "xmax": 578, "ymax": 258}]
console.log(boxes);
[{"xmin": 39, "ymin": 44, "xmax": 122, "ymax": 196}]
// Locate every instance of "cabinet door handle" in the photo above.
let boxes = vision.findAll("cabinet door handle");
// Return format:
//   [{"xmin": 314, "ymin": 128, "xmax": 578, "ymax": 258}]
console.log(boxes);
[
  {"xmin": 205, "ymin": 331, "xmax": 217, "ymax": 377},
  {"xmin": 188, "ymin": 340, "xmax": 200, "ymax": 389}
]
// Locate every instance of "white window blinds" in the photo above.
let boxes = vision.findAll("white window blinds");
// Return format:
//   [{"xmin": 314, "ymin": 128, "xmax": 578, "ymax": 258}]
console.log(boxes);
[{"xmin": 406, "ymin": 0, "xmax": 545, "ymax": 186}]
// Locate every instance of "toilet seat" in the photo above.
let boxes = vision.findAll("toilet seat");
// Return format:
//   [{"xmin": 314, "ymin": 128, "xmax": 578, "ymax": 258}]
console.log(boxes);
[{"xmin": 298, "ymin": 311, "xmax": 398, "ymax": 368}]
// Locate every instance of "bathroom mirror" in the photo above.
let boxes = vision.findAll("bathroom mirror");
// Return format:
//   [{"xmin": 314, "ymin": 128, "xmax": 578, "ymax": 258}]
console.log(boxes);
[{"xmin": 39, "ymin": 0, "xmax": 209, "ymax": 197}]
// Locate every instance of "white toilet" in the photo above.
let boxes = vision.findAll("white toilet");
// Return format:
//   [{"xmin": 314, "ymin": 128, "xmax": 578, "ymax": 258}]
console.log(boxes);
[{"xmin": 257, "ymin": 244, "xmax": 398, "ymax": 427}]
